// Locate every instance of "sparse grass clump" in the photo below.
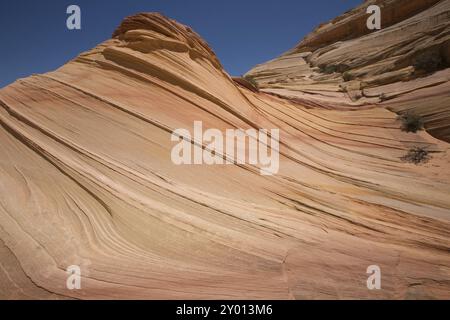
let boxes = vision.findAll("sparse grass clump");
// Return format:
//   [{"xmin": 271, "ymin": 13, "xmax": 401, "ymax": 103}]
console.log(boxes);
[
  {"xmin": 401, "ymin": 147, "xmax": 430, "ymax": 165},
  {"xmin": 397, "ymin": 112, "xmax": 424, "ymax": 133},
  {"xmin": 243, "ymin": 75, "xmax": 259, "ymax": 89},
  {"xmin": 379, "ymin": 93, "xmax": 388, "ymax": 102}
]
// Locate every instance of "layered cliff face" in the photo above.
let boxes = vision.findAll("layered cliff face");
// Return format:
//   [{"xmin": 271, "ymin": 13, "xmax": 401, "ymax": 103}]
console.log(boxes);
[
  {"xmin": 246, "ymin": 0, "xmax": 450, "ymax": 142},
  {"xmin": 0, "ymin": 12, "xmax": 450, "ymax": 300}
]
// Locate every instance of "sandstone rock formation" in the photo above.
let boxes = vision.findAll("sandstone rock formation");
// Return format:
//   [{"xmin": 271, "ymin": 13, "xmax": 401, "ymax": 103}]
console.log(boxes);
[
  {"xmin": 246, "ymin": 0, "xmax": 450, "ymax": 142},
  {"xmin": 0, "ymin": 9, "xmax": 449, "ymax": 299}
]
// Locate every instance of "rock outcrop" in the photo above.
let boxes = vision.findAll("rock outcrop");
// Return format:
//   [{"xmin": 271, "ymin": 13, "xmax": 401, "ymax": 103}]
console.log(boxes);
[
  {"xmin": 0, "ymin": 11, "xmax": 449, "ymax": 299},
  {"xmin": 246, "ymin": 0, "xmax": 450, "ymax": 142}
]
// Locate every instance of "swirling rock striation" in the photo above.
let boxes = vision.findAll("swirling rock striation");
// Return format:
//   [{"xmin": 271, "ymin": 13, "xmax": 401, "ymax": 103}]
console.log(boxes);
[
  {"xmin": 0, "ymin": 11, "xmax": 449, "ymax": 299},
  {"xmin": 246, "ymin": 0, "xmax": 450, "ymax": 142}
]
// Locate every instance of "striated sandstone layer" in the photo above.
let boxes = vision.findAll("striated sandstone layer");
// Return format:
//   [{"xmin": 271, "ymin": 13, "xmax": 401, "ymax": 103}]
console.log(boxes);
[
  {"xmin": 0, "ymin": 12, "xmax": 449, "ymax": 299},
  {"xmin": 246, "ymin": 0, "xmax": 450, "ymax": 142}
]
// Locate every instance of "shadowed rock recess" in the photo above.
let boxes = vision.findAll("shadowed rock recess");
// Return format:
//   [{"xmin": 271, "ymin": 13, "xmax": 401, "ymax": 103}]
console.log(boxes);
[{"xmin": 0, "ymin": 6, "xmax": 449, "ymax": 299}]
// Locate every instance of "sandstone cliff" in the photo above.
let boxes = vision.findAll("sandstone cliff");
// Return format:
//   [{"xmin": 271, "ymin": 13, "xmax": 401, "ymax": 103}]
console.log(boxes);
[{"xmin": 246, "ymin": 0, "xmax": 450, "ymax": 142}]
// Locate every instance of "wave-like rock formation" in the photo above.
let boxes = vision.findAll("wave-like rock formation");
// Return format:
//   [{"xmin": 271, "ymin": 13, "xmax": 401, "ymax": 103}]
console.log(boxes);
[
  {"xmin": 246, "ymin": 0, "xmax": 450, "ymax": 142},
  {"xmin": 0, "ymin": 10, "xmax": 450, "ymax": 299}
]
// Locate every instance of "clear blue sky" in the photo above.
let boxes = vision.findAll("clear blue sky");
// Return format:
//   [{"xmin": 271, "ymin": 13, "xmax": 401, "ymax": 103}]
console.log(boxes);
[{"xmin": 0, "ymin": 0, "xmax": 362, "ymax": 88}]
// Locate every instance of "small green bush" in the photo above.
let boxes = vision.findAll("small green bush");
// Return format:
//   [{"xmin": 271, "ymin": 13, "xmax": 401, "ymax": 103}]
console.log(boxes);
[
  {"xmin": 397, "ymin": 112, "xmax": 424, "ymax": 133},
  {"xmin": 343, "ymin": 71, "xmax": 353, "ymax": 82},
  {"xmin": 401, "ymin": 147, "xmax": 430, "ymax": 165}
]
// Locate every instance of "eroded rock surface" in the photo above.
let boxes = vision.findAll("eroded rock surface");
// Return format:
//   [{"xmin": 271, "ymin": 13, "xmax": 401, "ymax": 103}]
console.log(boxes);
[
  {"xmin": 246, "ymin": 0, "xmax": 450, "ymax": 142},
  {"xmin": 0, "ymin": 12, "xmax": 449, "ymax": 299}
]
